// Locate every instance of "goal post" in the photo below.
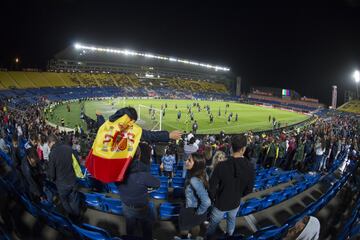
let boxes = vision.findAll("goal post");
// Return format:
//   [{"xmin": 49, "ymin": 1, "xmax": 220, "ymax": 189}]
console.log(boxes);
[{"xmin": 138, "ymin": 104, "xmax": 163, "ymax": 131}]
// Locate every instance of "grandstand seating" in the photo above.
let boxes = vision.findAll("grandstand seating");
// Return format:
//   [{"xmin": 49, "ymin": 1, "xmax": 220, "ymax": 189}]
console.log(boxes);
[
  {"xmin": 22, "ymin": 72, "xmax": 51, "ymax": 88},
  {"xmin": 338, "ymin": 100, "xmax": 360, "ymax": 114},
  {"xmin": 0, "ymin": 72, "xmax": 19, "ymax": 88},
  {"xmin": 7, "ymin": 71, "xmax": 37, "ymax": 88},
  {"xmin": 0, "ymin": 71, "xmax": 230, "ymax": 97}
]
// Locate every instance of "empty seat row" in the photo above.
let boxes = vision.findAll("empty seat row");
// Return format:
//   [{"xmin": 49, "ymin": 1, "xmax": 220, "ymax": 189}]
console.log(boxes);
[{"xmin": 84, "ymin": 192, "xmax": 123, "ymax": 215}]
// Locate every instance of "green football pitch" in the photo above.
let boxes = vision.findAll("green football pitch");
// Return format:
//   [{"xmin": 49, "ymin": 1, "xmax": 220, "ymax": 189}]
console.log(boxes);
[{"xmin": 47, "ymin": 99, "xmax": 309, "ymax": 134}]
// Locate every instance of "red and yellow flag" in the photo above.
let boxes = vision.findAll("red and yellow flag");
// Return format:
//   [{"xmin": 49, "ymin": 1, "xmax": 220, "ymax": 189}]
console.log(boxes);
[{"xmin": 85, "ymin": 114, "xmax": 142, "ymax": 183}]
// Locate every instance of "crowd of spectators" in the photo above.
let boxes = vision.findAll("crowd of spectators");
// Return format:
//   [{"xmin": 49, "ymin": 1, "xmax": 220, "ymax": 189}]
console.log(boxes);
[{"xmin": 0, "ymin": 97, "xmax": 359, "ymax": 239}]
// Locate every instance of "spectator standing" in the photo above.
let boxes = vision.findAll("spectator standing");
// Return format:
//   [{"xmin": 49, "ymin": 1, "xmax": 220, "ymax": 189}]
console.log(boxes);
[
  {"xmin": 160, "ymin": 147, "xmax": 176, "ymax": 178},
  {"xmin": 207, "ymin": 150, "xmax": 227, "ymax": 177},
  {"xmin": 314, "ymin": 137, "xmax": 325, "ymax": 172},
  {"xmin": 117, "ymin": 149, "xmax": 160, "ymax": 240},
  {"xmin": 177, "ymin": 153, "xmax": 211, "ymax": 239},
  {"xmin": 207, "ymin": 134, "xmax": 255, "ymax": 238},
  {"xmin": 264, "ymin": 137, "xmax": 278, "ymax": 168}
]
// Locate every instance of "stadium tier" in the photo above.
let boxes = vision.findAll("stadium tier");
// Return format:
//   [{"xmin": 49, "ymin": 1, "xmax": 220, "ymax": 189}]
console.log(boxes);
[
  {"xmin": 338, "ymin": 100, "xmax": 360, "ymax": 114},
  {"xmin": 0, "ymin": 71, "xmax": 230, "ymax": 95}
]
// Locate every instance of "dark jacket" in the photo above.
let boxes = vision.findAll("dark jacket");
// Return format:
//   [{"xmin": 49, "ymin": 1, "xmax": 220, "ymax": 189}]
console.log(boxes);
[
  {"xmin": 48, "ymin": 142, "xmax": 77, "ymax": 190},
  {"xmin": 209, "ymin": 156, "xmax": 255, "ymax": 211},
  {"xmin": 11, "ymin": 146, "xmax": 22, "ymax": 170},
  {"xmin": 96, "ymin": 114, "xmax": 105, "ymax": 129},
  {"xmin": 117, "ymin": 161, "xmax": 160, "ymax": 207},
  {"xmin": 21, "ymin": 156, "xmax": 44, "ymax": 197}
]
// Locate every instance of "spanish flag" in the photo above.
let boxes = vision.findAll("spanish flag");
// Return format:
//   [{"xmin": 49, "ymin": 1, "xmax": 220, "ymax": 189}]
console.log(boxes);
[{"xmin": 85, "ymin": 114, "xmax": 142, "ymax": 183}]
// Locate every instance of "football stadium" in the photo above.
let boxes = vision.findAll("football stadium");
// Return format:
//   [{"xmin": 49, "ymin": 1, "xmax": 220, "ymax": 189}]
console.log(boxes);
[{"xmin": 1, "ymin": 3, "xmax": 360, "ymax": 240}]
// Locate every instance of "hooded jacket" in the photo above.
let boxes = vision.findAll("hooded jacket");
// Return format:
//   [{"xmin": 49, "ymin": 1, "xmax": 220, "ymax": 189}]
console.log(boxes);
[
  {"xmin": 117, "ymin": 160, "xmax": 160, "ymax": 207},
  {"xmin": 209, "ymin": 156, "xmax": 255, "ymax": 211}
]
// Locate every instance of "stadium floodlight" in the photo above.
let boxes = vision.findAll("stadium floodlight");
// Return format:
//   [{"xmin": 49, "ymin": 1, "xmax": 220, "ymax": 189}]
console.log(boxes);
[
  {"xmin": 353, "ymin": 70, "xmax": 360, "ymax": 99},
  {"xmin": 354, "ymin": 70, "xmax": 360, "ymax": 83},
  {"xmin": 73, "ymin": 43, "xmax": 230, "ymax": 72}
]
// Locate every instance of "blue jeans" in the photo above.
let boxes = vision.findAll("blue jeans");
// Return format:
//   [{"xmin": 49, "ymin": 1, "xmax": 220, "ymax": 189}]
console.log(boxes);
[
  {"xmin": 319, "ymin": 156, "xmax": 327, "ymax": 171},
  {"xmin": 123, "ymin": 203, "xmax": 156, "ymax": 240},
  {"xmin": 207, "ymin": 205, "xmax": 240, "ymax": 237},
  {"xmin": 314, "ymin": 155, "xmax": 323, "ymax": 171}
]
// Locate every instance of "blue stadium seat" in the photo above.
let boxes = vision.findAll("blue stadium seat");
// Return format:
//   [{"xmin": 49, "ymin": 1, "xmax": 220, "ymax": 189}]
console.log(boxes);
[
  {"xmin": 265, "ymin": 191, "xmax": 286, "ymax": 205},
  {"xmin": 174, "ymin": 171, "xmax": 183, "ymax": 177},
  {"xmin": 259, "ymin": 197, "xmax": 273, "ymax": 209},
  {"xmin": 158, "ymin": 176, "xmax": 169, "ymax": 183},
  {"xmin": 41, "ymin": 209, "xmax": 73, "ymax": 231},
  {"xmin": 106, "ymin": 183, "xmax": 120, "ymax": 194},
  {"xmin": 172, "ymin": 177, "xmax": 185, "ymax": 188},
  {"xmin": 150, "ymin": 164, "xmax": 160, "ymax": 172},
  {"xmin": 283, "ymin": 187, "xmax": 297, "ymax": 199},
  {"xmin": 278, "ymin": 174, "xmax": 291, "ymax": 182},
  {"xmin": 84, "ymin": 192, "xmax": 104, "ymax": 210},
  {"xmin": 238, "ymin": 198, "xmax": 261, "ymax": 216},
  {"xmin": 254, "ymin": 180, "xmax": 266, "ymax": 191},
  {"xmin": 150, "ymin": 163, "xmax": 160, "ymax": 175},
  {"xmin": 160, "ymin": 181, "xmax": 169, "ymax": 188},
  {"xmin": 250, "ymin": 224, "xmax": 288, "ymax": 240},
  {"xmin": 102, "ymin": 197, "xmax": 123, "ymax": 215},
  {"xmin": 159, "ymin": 202, "xmax": 181, "ymax": 220},
  {"xmin": 295, "ymin": 183, "xmax": 307, "ymax": 193},
  {"xmin": 349, "ymin": 222, "xmax": 360, "ymax": 239},
  {"xmin": 265, "ymin": 178, "xmax": 279, "ymax": 188},
  {"xmin": 151, "ymin": 170, "xmax": 159, "ymax": 176},
  {"xmin": 150, "ymin": 187, "xmax": 168, "ymax": 200},
  {"xmin": 72, "ymin": 223, "xmax": 113, "ymax": 240}
]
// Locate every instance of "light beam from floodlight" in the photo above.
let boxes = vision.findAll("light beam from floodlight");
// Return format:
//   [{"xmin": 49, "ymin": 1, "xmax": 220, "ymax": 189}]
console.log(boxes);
[{"xmin": 354, "ymin": 70, "xmax": 360, "ymax": 99}]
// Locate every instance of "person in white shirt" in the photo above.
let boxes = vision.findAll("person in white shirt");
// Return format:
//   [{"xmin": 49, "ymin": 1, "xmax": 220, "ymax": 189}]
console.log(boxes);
[
  {"xmin": 16, "ymin": 124, "xmax": 23, "ymax": 138},
  {"xmin": 40, "ymin": 135, "xmax": 50, "ymax": 161},
  {"xmin": 183, "ymin": 135, "xmax": 199, "ymax": 177},
  {"xmin": 314, "ymin": 137, "xmax": 325, "ymax": 172},
  {"xmin": 284, "ymin": 215, "xmax": 320, "ymax": 240}
]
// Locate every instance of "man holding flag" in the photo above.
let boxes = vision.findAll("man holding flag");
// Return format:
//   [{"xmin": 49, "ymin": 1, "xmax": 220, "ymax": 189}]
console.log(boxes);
[{"xmin": 86, "ymin": 107, "xmax": 181, "ymax": 239}]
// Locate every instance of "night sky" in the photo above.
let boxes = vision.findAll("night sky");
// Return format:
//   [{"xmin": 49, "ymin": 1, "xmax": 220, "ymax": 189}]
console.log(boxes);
[{"xmin": 1, "ymin": 1, "xmax": 360, "ymax": 105}]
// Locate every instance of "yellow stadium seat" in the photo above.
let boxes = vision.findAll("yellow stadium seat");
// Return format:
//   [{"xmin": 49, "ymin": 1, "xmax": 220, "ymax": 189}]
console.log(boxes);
[{"xmin": 0, "ymin": 72, "xmax": 20, "ymax": 88}]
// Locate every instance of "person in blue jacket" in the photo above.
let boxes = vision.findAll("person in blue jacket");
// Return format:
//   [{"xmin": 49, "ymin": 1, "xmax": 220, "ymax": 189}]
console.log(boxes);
[{"xmin": 177, "ymin": 152, "xmax": 211, "ymax": 239}]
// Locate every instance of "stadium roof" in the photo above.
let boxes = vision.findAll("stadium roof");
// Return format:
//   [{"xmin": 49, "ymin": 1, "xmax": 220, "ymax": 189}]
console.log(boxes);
[{"xmin": 72, "ymin": 43, "xmax": 230, "ymax": 72}]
